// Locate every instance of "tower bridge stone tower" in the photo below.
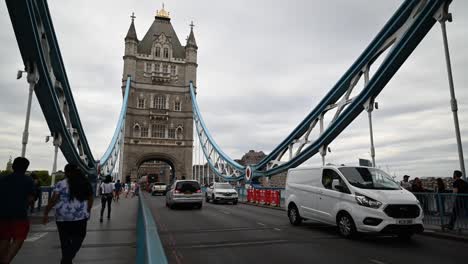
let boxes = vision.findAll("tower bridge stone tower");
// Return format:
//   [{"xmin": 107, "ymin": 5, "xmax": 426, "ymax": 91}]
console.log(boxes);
[{"xmin": 120, "ymin": 6, "xmax": 197, "ymax": 181}]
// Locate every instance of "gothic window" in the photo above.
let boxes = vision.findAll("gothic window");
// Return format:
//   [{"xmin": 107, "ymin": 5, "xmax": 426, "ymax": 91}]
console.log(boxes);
[
  {"xmin": 154, "ymin": 63, "xmax": 160, "ymax": 72},
  {"xmin": 162, "ymin": 64, "xmax": 168, "ymax": 73},
  {"xmin": 168, "ymin": 128, "xmax": 176, "ymax": 139},
  {"xmin": 141, "ymin": 127, "xmax": 148, "ymax": 138},
  {"xmin": 133, "ymin": 124, "xmax": 141, "ymax": 137},
  {"xmin": 171, "ymin": 65, "xmax": 176, "ymax": 75},
  {"xmin": 137, "ymin": 98, "xmax": 145, "ymax": 109},
  {"xmin": 145, "ymin": 63, "xmax": 151, "ymax": 72},
  {"xmin": 151, "ymin": 124, "xmax": 166, "ymax": 138},
  {"xmin": 163, "ymin": 48, "xmax": 169, "ymax": 58},
  {"xmin": 153, "ymin": 95, "xmax": 166, "ymax": 109},
  {"xmin": 155, "ymin": 47, "xmax": 161, "ymax": 57},
  {"xmin": 174, "ymin": 101, "xmax": 181, "ymax": 111}
]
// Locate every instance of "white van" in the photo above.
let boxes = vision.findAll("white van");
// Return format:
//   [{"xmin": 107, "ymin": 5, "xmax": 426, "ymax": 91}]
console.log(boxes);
[{"xmin": 285, "ymin": 166, "xmax": 423, "ymax": 239}]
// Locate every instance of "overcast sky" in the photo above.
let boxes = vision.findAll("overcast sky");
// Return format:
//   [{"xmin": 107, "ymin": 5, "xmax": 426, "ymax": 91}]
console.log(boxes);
[{"xmin": 0, "ymin": 1, "xmax": 467, "ymax": 179}]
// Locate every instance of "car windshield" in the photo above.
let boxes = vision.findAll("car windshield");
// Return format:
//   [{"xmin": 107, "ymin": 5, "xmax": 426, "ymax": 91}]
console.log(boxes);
[
  {"xmin": 215, "ymin": 183, "xmax": 233, "ymax": 189},
  {"xmin": 338, "ymin": 167, "xmax": 400, "ymax": 190}
]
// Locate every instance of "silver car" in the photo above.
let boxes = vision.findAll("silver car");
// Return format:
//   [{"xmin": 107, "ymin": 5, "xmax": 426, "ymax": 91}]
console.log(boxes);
[{"xmin": 166, "ymin": 180, "xmax": 203, "ymax": 209}]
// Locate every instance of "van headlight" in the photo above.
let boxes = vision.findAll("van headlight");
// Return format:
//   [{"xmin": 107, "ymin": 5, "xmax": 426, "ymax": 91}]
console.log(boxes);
[{"xmin": 355, "ymin": 193, "xmax": 382, "ymax": 209}]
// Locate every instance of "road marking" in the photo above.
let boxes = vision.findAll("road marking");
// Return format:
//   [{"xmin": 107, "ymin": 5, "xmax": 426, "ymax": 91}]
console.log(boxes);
[
  {"xmin": 25, "ymin": 232, "xmax": 48, "ymax": 242},
  {"xmin": 257, "ymin": 222, "xmax": 266, "ymax": 226},
  {"xmin": 178, "ymin": 239, "xmax": 288, "ymax": 249},
  {"xmin": 274, "ymin": 228, "xmax": 281, "ymax": 231},
  {"xmin": 370, "ymin": 259, "xmax": 387, "ymax": 264},
  {"xmin": 220, "ymin": 210, "xmax": 231, "ymax": 215}
]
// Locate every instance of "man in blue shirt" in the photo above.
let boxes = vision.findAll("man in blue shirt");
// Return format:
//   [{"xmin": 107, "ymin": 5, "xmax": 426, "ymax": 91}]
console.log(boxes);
[{"xmin": 0, "ymin": 157, "xmax": 34, "ymax": 264}]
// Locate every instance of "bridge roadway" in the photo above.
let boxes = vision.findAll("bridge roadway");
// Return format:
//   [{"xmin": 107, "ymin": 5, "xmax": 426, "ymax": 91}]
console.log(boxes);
[{"xmin": 144, "ymin": 193, "xmax": 466, "ymax": 264}]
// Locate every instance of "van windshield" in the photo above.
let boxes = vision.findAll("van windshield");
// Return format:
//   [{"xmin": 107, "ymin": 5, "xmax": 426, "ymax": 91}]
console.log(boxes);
[{"xmin": 338, "ymin": 167, "xmax": 400, "ymax": 190}]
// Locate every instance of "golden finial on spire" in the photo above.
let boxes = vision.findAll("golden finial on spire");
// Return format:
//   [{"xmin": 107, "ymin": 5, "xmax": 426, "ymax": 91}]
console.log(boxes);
[{"xmin": 156, "ymin": 3, "xmax": 170, "ymax": 19}]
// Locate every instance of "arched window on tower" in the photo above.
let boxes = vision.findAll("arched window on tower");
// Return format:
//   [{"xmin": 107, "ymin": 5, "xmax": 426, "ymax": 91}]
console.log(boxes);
[
  {"xmin": 133, "ymin": 124, "xmax": 141, "ymax": 138},
  {"xmin": 153, "ymin": 95, "xmax": 166, "ymax": 110},
  {"xmin": 163, "ymin": 47, "xmax": 169, "ymax": 58},
  {"xmin": 155, "ymin": 47, "xmax": 161, "ymax": 57}
]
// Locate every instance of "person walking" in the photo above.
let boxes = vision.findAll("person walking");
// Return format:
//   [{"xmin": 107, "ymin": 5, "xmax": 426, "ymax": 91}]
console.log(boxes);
[
  {"xmin": 100, "ymin": 175, "xmax": 114, "ymax": 222},
  {"xmin": 42, "ymin": 164, "xmax": 93, "ymax": 264},
  {"xmin": 0, "ymin": 157, "xmax": 34, "ymax": 264},
  {"xmin": 114, "ymin": 180, "xmax": 122, "ymax": 202},
  {"xmin": 444, "ymin": 170, "xmax": 468, "ymax": 230}
]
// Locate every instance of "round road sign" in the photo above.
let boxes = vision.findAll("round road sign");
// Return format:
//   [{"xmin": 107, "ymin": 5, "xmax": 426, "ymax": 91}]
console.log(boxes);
[{"xmin": 245, "ymin": 166, "xmax": 252, "ymax": 181}]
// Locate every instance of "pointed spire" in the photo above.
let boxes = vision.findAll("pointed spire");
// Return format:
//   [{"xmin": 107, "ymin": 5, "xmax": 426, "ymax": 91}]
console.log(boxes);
[
  {"xmin": 186, "ymin": 21, "xmax": 197, "ymax": 48},
  {"xmin": 125, "ymin": 12, "xmax": 138, "ymax": 41}
]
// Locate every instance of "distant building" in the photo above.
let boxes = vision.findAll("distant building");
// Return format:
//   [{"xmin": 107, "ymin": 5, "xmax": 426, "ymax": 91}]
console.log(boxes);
[
  {"xmin": 417, "ymin": 177, "xmax": 454, "ymax": 191},
  {"xmin": 238, "ymin": 150, "xmax": 286, "ymax": 188},
  {"xmin": 238, "ymin": 150, "xmax": 266, "ymax": 166},
  {"xmin": 5, "ymin": 156, "xmax": 12, "ymax": 172}
]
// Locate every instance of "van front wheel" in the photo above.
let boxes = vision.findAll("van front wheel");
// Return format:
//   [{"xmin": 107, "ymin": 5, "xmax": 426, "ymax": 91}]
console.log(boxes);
[
  {"xmin": 288, "ymin": 204, "xmax": 302, "ymax": 226},
  {"xmin": 337, "ymin": 212, "xmax": 357, "ymax": 239}
]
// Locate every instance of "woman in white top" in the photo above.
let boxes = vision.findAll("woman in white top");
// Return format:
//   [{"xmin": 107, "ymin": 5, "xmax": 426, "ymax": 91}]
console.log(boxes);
[
  {"xmin": 43, "ymin": 164, "xmax": 93, "ymax": 264},
  {"xmin": 100, "ymin": 175, "xmax": 114, "ymax": 222}
]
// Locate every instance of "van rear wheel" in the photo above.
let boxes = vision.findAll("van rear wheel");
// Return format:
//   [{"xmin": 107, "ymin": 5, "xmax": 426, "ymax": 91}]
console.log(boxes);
[
  {"xmin": 337, "ymin": 212, "xmax": 357, "ymax": 239},
  {"xmin": 288, "ymin": 204, "xmax": 302, "ymax": 226}
]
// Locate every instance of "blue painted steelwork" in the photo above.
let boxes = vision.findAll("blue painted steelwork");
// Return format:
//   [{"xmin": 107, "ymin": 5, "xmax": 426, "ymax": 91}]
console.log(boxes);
[
  {"xmin": 6, "ymin": 0, "xmax": 97, "ymax": 177},
  {"xmin": 99, "ymin": 76, "xmax": 131, "ymax": 177},
  {"xmin": 137, "ymin": 191, "xmax": 168, "ymax": 264},
  {"xmin": 6, "ymin": 0, "xmax": 134, "ymax": 182},
  {"xmin": 192, "ymin": 0, "xmax": 453, "ymax": 180}
]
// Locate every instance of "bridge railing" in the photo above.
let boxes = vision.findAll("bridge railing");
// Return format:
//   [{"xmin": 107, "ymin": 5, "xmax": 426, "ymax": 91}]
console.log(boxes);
[
  {"xmin": 413, "ymin": 193, "xmax": 468, "ymax": 232},
  {"xmin": 136, "ymin": 190, "xmax": 168, "ymax": 264}
]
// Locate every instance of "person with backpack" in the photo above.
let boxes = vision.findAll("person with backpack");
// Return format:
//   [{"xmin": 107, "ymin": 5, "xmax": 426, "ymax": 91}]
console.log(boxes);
[{"xmin": 42, "ymin": 164, "xmax": 93, "ymax": 264}]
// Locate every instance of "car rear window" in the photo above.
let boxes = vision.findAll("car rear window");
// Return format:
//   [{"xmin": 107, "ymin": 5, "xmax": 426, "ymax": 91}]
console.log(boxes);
[
  {"xmin": 155, "ymin": 183, "xmax": 166, "ymax": 186},
  {"xmin": 176, "ymin": 181, "xmax": 200, "ymax": 192}
]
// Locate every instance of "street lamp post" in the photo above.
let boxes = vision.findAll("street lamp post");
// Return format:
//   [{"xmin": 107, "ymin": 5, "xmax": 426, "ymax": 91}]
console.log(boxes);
[
  {"xmin": 47, "ymin": 133, "xmax": 62, "ymax": 186},
  {"xmin": 364, "ymin": 68, "xmax": 378, "ymax": 168},
  {"xmin": 437, "ymin": 10, "xmax": 466, "ymax": 180},
  {"xmin": 18, "ymin": 65, "xmax": 39, "ymax": 157}
]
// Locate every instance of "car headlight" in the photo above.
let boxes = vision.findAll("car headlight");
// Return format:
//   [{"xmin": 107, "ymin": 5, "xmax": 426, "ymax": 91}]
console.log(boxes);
[{"xmin": 355, "ymin": 193, "xmax": 382, "ymax": 209}]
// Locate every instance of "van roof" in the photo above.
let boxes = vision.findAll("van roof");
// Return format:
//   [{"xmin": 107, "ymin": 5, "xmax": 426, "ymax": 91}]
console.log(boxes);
[{"xmin": 289, "ymin": 165, "xmax": 373, "ymax": 171}]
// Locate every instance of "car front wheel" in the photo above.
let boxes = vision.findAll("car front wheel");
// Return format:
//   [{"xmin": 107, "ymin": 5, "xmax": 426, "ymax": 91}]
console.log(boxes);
[
  {"xmin": 337, "ymin": 212, "xmax": 357, "ymax": 239},
  {"xmin": 288, "ymin": 204, "xmax": 302, "ymax": 226}
]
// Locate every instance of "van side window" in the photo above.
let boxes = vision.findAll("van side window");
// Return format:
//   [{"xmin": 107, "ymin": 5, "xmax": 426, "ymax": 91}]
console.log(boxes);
[{"xmin": 322, "ymin": 169, "xmax": 348, "ymax": 193}]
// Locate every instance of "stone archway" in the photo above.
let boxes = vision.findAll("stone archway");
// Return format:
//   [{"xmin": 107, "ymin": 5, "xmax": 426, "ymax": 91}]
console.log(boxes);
[{"xmin": 135, "ymin": 153, "xmax": 177, "ymax": 184}]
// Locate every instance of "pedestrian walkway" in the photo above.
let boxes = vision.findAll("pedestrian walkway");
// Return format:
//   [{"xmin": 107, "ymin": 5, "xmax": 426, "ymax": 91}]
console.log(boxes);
[{"xmin": 13, "ymin": 197, "xmax": 138, "ymax": 264}]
